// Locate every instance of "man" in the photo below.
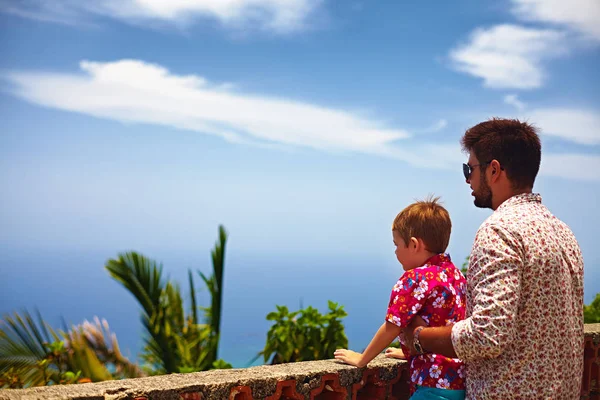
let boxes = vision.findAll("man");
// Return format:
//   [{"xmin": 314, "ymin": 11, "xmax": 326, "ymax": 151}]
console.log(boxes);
[{"xmin": 405, "ymin": 118, "xmax": 584, "ymax": 399}]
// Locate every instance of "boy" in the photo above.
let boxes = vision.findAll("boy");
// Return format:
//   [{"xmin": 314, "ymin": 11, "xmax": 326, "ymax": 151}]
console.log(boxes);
[{"xmin": 334, "ymin": 197, "xmax": 466, "ymax": 400}]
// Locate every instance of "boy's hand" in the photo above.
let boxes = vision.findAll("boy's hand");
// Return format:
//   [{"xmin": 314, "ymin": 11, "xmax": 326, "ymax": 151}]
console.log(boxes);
[
  {"xmin": 384, "ymin": 347, "xmax": 407, "ymax": 359},
  {"xmin": 334, "ymin": 349, "xmax": 366, "ymax": 367}
]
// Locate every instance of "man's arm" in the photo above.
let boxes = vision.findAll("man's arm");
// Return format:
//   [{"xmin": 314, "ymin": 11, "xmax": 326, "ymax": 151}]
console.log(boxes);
[
  {"xmin": 334, "ymin": 321, "xmax": 401, "ymax": 367},
  {"xmin": 405, "ymin": 224, "xmax": 523, "ymax": 362},
  {"xmin": 447, "ymin": 225, "xmax": 523, "ymax": 362},
  {"xmin": 403, "ymin": 317, "xmax": 457, "ymax": 358}
]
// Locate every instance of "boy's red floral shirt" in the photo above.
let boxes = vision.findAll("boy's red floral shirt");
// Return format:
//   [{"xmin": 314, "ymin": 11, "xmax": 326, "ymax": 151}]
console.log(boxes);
[{"xmin": 386, "ymin": 253, "xmax": 466, "ymax": 391}]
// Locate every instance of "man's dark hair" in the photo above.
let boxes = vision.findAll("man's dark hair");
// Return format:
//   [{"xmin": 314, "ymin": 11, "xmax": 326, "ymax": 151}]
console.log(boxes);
[{"xmin": 461, "ymin": 118, "xmax": 541, "ymax": 189}]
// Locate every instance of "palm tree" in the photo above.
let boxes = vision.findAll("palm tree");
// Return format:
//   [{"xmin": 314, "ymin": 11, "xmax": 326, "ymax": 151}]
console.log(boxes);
[
  {"xmin": 105, "ymin": 225, "xmax": 230, "ymax": 374},
  {"xmin": 197, "ymin": 225, "xmax": 227, "ymax": 364},
  {"xmin": 105, "ymin": 252, "xmax": 181, "ymax": 374},
  {"xmin": 0, "ymin": 310, "xmax": 142, "ymax": 388}
]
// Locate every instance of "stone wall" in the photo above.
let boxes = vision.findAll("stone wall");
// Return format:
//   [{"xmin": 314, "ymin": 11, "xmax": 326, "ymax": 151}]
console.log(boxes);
[
  {"xmin": 0, "ymin": 355, "xmax": 409, "ymax": 400},
  {"xmin": 583, "ymin": 323, "xmax": 600, "ymax": 400},
  {"xmin": 2, "ymin": 324, "xmax": 599, "ymax": 400}
]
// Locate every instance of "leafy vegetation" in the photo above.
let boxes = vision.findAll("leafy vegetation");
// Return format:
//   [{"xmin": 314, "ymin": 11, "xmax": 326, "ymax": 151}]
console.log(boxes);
[
  {"xmin": 257, "ymin": 301, "xmax": 348, "ymax": 364},
  {"xmin": 460, "ymin": 256, "xmax": 469, "ymax": 275},
  {"xmin": 584, "ymin": 293, "xmax": 600, "ymax": 323},
  {"xmin": 7, "ymin": 228, "xmax": 600, "ymax": 388},
  {"xmin": 1, "ymin": 225, "xmax": 231, "ymax": 387},
  {"xmin": 198, "ymin": 225, "xmax": 227, "ymax": 365},
  {"xmin": 105, "ymin": 225, "xmax": 231, "ymax": 374},
  {"xmin": 0, "ymin": 311, "xmax": 142, "ymax": 388}
]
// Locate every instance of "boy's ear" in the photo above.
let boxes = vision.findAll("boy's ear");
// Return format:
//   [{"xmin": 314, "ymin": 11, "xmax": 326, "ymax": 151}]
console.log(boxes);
[{"xmin": 409, "ymin": 237, "xmax": 419, "ymax": 251}]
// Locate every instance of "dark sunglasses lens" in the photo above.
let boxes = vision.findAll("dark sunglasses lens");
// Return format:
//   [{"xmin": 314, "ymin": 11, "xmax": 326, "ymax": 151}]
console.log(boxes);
[{"xmin": 462, "ymin": 164, "xmax": 470, "ymax": 179}]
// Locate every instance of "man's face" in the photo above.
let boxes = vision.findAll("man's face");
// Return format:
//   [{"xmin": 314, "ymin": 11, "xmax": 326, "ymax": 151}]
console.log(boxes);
[{"xmin": 466, "ymin": 151, "xmax": 493, "ymax": 209}]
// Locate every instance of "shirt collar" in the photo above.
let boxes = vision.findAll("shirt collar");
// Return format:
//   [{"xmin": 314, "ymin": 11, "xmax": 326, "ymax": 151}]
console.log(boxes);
[
  {"xmin": 496, "ymin": 192, "xmax": 542, "ymax": 212},
  {"xmin": 422, "ymin": 253, "xmax": 451, "ymax": 267}
]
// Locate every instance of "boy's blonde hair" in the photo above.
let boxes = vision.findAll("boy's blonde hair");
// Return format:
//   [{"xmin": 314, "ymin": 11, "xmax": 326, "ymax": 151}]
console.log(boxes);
[{"xmin": 392, "ymin": 196, "xmax": 451, "ymax": 254}]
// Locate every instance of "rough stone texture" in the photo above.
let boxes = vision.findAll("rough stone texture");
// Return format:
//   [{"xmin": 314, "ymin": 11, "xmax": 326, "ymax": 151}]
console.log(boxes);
[
  {"xmin": 585, "ymin": 324, "xmax": 600, "ymax": 346},
  {"xmin": 582, "ymin": 324, "xmax": 600, "ymax": 400},
  {"xmin": 3, "ymin": 324, "xmax": 600, "ymax": 400},
  {"xmin": 0, "ymin": 355, "xmax": 406, "ymax": 400}
]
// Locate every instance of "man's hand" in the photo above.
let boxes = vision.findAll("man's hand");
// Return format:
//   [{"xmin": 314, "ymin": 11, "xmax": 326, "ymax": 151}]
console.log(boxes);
[
  {"xmin": 403, "ymin": 315, "xmax": 427, "ymax": 355},
  {"xmin": 334, "ymin": 349, "xmax": 366, "ymax": 367}
]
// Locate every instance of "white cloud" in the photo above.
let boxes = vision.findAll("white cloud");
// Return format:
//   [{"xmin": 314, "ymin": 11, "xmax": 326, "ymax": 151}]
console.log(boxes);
[
  {"xmin": 541, "ymin": 153, "xmax": 600, "ymax": 181},
  {"xmin": 423, "ymin": 119, "xmax": 448, "ymax": 133},
  {"xmin": 0, "ymin": 0, "xmax": 323, "ymax": 33},
  {"xmin": 448, "ymin": 1, "xmax": 600, "ymax": 91},
  {"xmin": 522, "ymin": 108, "xmax": 600, "ymax": 145},
  {"xmin": 5, "ymin": 60, "xmax": 597, "ymax": 179},
  {"xmin": 456, "ymin": 112, "xmax": 599, "ymax": 181},
  {"xmin": 4, "ymin": 59, "xmax": 424, "ymax": 159},
  {"xmin": 504, "ymin": 94, "xmax": 526, "ymax": 111},
  {"xmin": 449, "ymin": 24, "xmax": 567, "ymax": 89},
  {"xmin": 511, "ymin": 0, "xmax": 600, "ymax": 42}
]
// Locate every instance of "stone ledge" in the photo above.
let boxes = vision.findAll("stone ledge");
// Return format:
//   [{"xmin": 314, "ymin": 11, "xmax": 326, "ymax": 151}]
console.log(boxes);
[
  {"xmin": 584, "ymin": 323, "xmax": 600, "ymax": 345},
  {"xmin": 4, "ymin": 324, "xmax": 600, "ymax": 400},
  {"xmin": 0, "ymin": 355, "xmax": 407, "ymax": 400}
]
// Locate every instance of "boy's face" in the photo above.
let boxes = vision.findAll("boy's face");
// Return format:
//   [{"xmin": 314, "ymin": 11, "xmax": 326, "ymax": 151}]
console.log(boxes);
[{"xmin": 392, "ymin": 230, "xmax": 414, "ymax": 271}]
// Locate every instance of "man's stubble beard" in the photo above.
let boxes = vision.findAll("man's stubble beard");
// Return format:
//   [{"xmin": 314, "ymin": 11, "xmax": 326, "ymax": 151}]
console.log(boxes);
[{"xmin": 474, "ymin": 172, "xmax": 493, "ymax": 209}]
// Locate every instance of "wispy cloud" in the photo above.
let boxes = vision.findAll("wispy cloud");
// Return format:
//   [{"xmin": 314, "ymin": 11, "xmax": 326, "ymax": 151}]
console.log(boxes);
[
  {"xmin": 502, "ymin": 105, "xmax": 600, "ymax": 180},
  {"xmin": 522, "ymin": 108, "xmax": 600, "ymax": 145},
  {"xmin": 541, "ymin": 153, "xmax": 600, "ymax": 181},
  {"xmin": 449, "ymin": 24, "xmax": 567, "ymax": 89},
  {"xmin": 4, "ymin": 60, "xmax": 597, "ymax": 179},
  {"xmin": 456, "ymin": 110, "xmax": 600, "ymax": 181},
  {"xmin": 422, "ymin": 119, "xmax": 448, "ymax": 133},
  {"xmin": 3, "ymin": 59, "xmax": 426, "ymax": 159},
  {"xmin": 504, "ymin": 94, "xmax": 526, "ymax": 111},
  {"xmin": 448, "ymin": 0, "xmax": 599, "ymax": 91},
  {"xmin": 0, "ymin": 0, "xmax": 323, "ymax": 33},
  {"xmin": 511, "ymin": 0, "xmax": 600, "ymax": 42}
]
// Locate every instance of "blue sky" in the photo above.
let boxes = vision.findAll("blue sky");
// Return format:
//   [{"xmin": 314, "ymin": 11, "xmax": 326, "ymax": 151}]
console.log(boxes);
[{"xmin": 1, "ymin": 0, "xmax": 599, "ymax": 365}]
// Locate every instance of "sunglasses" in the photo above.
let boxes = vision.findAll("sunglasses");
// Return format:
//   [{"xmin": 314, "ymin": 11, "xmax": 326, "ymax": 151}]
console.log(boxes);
[{"xmin": 462, "ymin": 162, "xmax": 490, "ymax": 180}]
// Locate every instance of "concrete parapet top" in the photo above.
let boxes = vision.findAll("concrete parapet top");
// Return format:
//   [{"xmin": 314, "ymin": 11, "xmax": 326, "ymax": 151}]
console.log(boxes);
[
  {"xmin": 3, "ymin": 324, "xmax": 600, "ymax": 400},
  {"xmin": 584, "ymin": 323, "xmax": 600, "ymax": 345},
  {"xmin": 0, "ymin": 355, "xmax": 405, "ymax": 400}
]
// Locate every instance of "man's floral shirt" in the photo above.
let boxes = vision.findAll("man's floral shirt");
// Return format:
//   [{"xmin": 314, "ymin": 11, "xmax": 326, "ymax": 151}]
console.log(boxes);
[
  {"xmin": 451, "ymin": 193, "xmax": 584, "ymax": 399},
  {"xmin": 386, "ymin": 253, "xmax": 466, "ymax": 390}
]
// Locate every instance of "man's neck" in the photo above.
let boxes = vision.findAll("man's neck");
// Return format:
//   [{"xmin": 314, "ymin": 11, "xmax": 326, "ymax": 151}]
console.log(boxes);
[{"xmin": 492, "ymin": 187, "xmax": 533, "ymax": 210}]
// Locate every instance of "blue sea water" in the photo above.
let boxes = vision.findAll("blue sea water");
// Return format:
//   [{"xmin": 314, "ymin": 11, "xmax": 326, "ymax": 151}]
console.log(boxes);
[
  {"xmin": 3, "ymin": 245, "xmax": 598, "ymax": 369},
  {"xmin": 0, "ymin": 246, "xmax": 397, "ymax": 368}
]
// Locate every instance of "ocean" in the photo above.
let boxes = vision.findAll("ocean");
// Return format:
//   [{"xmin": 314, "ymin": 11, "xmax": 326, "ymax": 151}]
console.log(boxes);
[
  {"xmin": 0, "ymin": 246, "xmax": 399, "ymax": 368},
  {"xmin": 3, "ymin": 245, "xmax": 598, "ymax": 369}
]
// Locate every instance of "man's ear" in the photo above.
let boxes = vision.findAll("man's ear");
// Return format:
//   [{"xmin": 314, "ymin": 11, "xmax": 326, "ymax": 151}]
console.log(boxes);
[{"xmin": 489, "ymin": 159, "xmax": 502, "ymax": 182}]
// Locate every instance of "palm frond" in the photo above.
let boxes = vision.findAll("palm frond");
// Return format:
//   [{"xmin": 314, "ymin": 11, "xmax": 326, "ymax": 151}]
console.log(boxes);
[
  {"xmin": 105, "ymin": 252, "xmax": 164, "ymax": 317},
  {"xmin": 105, "ymin": 252, "xmax": 180, "ymax": 373},
  {"xmin": 188, "ymin": 270, "xmax": 198, "ymax": 325},
  {"xmin": 2, "ymin": 312, "xmax": 48, "ymax": 361},
  {"xmin": 105, "ymin": 226, "xmax": 230, "ymax": 374},
  {"xmin": 1, "ymin": 310, "xmax": 61, "ymax": 387},
  {"xmin": 206, "ymin": 225, "xmax": 227, "ymax": 362}
]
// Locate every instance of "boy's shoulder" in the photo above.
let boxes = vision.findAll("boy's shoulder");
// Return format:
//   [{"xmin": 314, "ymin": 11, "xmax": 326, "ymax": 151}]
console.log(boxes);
[
  {"xmin": 417, "ymin": 253, "xmax": 459, "ymax": 272},
  {"xmin": 397, "ymin": 254, "xmax": 464, "ymax": 285}
]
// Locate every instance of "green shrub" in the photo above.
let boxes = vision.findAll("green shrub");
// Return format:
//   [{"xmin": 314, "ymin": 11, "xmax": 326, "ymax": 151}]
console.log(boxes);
[{"xmin": 258, "ymin": 301, "xmax": 348, "ymax": 364}]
